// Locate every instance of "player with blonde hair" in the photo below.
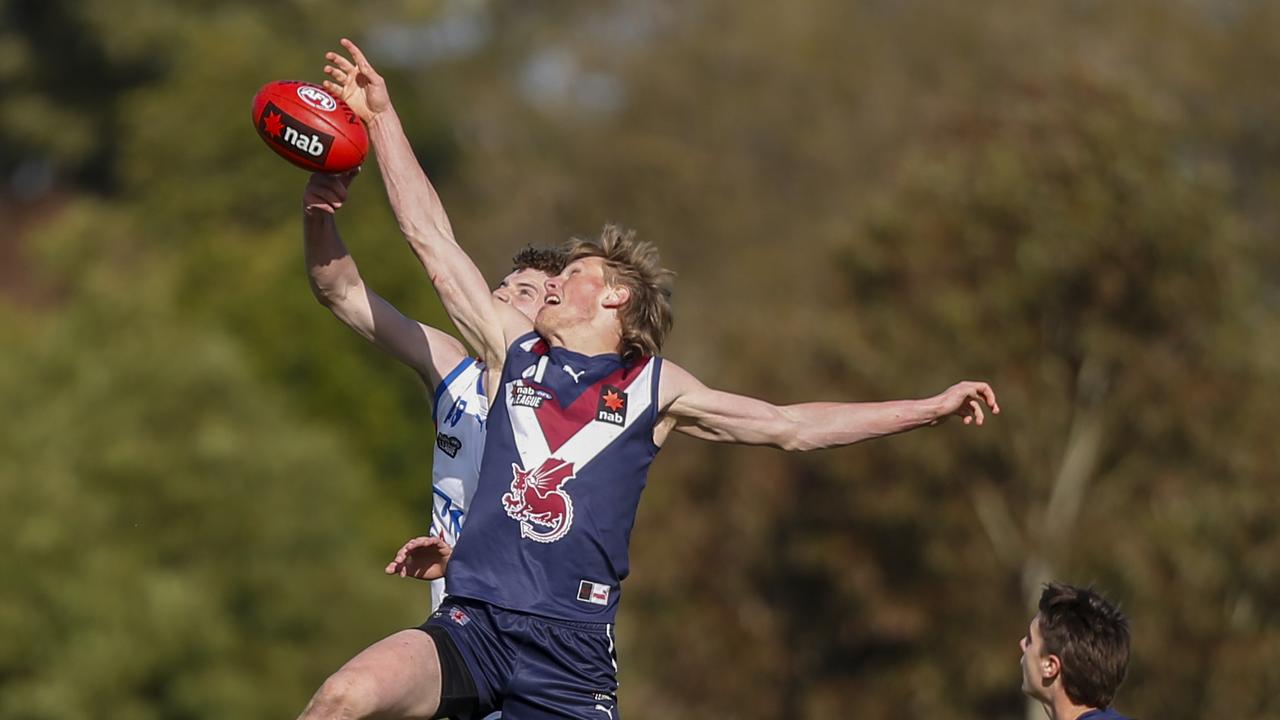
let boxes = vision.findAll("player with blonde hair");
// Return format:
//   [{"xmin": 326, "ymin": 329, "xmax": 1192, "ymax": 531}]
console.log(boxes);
[{"xmin": 299, "ymin": 39, "xmax": 1001, "ymax": 720}]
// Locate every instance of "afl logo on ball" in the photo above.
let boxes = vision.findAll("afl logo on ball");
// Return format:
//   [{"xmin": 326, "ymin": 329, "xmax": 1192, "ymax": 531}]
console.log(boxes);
[{"xmin": 296, "ymin": 85, "xmax": 338, "ymax": 112}]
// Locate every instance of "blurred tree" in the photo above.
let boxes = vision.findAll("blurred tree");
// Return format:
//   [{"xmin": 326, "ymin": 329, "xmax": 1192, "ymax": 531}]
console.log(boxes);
[
  {"xmin": 3, "ymin": 0, "xmax": 1280, "ymax": 718},
  {"xmin": 410, "ymin": 1, "xmax": 1280, "ymax": 718},
  {"xmin": 1, "ymin": 2, "xmax": 467, "ymax": 717},
  {"xmin": 2, "ymin": 0, "xmax": 472, "ymax": 534},
  {"xmin": 813, "ymin": 69, "xmax": 1274, "ymax": 720},
  {"xmin": 0, "ymin": 202, "xmax": 423, "ymax": 719}
]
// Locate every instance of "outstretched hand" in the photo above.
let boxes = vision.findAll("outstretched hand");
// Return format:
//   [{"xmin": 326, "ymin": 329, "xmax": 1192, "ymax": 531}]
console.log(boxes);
[
  {"xmin": 302, "ymin": 168, "xmax": 359, "ymax": 215},
  {"xmin": 384, "ymin": 534, "xmax": 454, "ymax": 582},
  {"xmin": 932, "ymin": 381, "xmax": 1000, "ymax": 426},
  {"xmin": 323, "ymin": 38, "xmax": 390, "ymax": 124}
]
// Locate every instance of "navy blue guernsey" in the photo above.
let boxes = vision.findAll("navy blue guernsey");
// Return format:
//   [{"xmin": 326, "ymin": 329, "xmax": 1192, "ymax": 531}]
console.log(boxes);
[
  {"xmin": 1078, "ymin": 710, "xmax": 1132, "ymax": 720},
  {"xmin": 445, "ymin": 332, "xmax": 663, "ymax": 622}
]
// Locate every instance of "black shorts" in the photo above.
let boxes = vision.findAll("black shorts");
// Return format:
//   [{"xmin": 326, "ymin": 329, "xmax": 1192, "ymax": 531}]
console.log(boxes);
[{"xmin": 421, "ymin": 598, "xmax": 620, "ymax": 720}]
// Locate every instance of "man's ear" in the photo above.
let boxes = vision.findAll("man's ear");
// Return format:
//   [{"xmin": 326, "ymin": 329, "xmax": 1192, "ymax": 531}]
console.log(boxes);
[
  {"xmin": 1042, "ymin": 654, "xmax": 1062, "ymax": 682},
  {"xmin": 602, "ymin": 285, "xmax": 630, "ymax": 309}
]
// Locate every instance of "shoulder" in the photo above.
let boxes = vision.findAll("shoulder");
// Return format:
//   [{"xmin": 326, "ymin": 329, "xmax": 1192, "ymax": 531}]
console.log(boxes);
[
  {"xmin": 656, "ymin": 359, "xmax": 705, "ymax": 410},
  {"xmin": 432, "ymin": 355, "xmax": 485, "ymax": 410},
  {"xmin": 505, "ymin": 330, "xmax": 546, "ymax": 357}
]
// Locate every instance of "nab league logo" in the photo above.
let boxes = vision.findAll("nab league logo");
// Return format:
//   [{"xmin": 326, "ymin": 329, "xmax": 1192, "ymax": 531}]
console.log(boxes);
[
  {"xmin": 511, "ymin": 383, "xmax": 553, "ymax": 409},
  {"xmin": 502, "ymin": 458, "xmax": 576, "ymax": 543}
]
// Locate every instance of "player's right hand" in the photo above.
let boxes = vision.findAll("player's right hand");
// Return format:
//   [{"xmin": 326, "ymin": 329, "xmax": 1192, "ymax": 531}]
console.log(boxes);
[
  {"xmin": 322, "ymin": 38, "xmax": 390, "ymax": 124},
  {"xmin": 302, "ymin": 168, "xmax": 359, "ymax": 215},
  {"xmin": 384, "ymin": 534, "xmax": 454, "ymax": 582}
]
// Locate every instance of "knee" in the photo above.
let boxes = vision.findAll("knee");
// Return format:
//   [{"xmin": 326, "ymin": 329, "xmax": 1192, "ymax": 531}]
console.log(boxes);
[{"xmin": 300, "ymin": 670, "xmax": 380, "ymax": 720}]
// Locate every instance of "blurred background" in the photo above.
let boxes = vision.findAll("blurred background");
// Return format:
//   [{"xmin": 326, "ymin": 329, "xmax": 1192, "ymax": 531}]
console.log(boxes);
[{"xmin": 3, "ymin": 0, "xmax": 1279, "ymax": 718}]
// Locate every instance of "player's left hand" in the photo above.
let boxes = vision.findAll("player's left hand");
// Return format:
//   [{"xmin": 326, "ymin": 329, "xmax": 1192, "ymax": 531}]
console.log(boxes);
[
  {"xmin": 384, "ymin": 534, "xmax": 454, "ymax": 581},
  {"xmin": 932, "ymin": 381, "xmax": 1000, "ymax": 426},
  {"xmin": 302, "ymin": 168, "xmax": 360, "ymax": 215}
]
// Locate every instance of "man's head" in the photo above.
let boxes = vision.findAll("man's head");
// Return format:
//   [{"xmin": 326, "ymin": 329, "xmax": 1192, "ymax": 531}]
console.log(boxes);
[
  {"xmin": 1020, "ymin": 583, "xmax": 1130, "ymax": 710},
  {"xmin": 493, "ymin": 246, "xmax": 568, "ymax": 321},
  {"xmin": 537, "ymin": 225, "xmax": 674, "ymax": 362}
]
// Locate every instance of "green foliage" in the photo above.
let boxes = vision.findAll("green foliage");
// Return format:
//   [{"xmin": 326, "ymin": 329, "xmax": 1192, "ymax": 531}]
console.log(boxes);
[
  {"xmin": 3, "ymin": 0, "xmax": 1280, "ymax": 718},
  {"xmin": 0, "ymin": 209, "xmax": 422, "ymax": 719}
]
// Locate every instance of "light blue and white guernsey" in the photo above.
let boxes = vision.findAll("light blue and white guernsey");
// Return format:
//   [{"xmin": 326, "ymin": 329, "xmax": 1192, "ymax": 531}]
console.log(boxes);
[
  {"xmin": 446, "ymin": 331, "xmax": 664, "ymax": 623},
  {"xmin": 428, "ymin": 356, "xmax": 489, "ymax": 611}
]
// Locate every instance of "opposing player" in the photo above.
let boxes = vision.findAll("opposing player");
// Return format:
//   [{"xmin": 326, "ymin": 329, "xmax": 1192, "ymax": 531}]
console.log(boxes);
[
  {"xmin": 1020, "ymin": 583, "xmax": 1132, "ymax": 720},
  {"xmin": 300, "ymin": 39, "xmax": 1001, "ymax": 720},
  {"xmin": 303, "ymin": 169, "xmax": 565, "ymax": 611}
]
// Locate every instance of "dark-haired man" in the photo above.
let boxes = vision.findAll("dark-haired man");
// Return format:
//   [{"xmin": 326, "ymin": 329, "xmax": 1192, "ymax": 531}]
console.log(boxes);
[{"xmin": 1020, "ymin": 583, "xmax": 1133, "ymax": 720}]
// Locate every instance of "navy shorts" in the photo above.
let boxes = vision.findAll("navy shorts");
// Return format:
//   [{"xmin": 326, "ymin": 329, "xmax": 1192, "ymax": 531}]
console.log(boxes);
[{"xmin": 422, "ymin": 598, "xmax": 620, "ymax": 720}]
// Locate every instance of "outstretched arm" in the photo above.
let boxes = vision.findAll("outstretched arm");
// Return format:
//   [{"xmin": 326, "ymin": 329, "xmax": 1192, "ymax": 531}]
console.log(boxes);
[
  {"xmin": 657, "ymin": 361, "xmax": 999, "ymax": 451},
  {"xmin": 321, "ymin": 38, "xmax": 531, "ymax": 368},
  {"xmin": 303, "ymin": 171, "xmax": 468, "ymax": 388}
]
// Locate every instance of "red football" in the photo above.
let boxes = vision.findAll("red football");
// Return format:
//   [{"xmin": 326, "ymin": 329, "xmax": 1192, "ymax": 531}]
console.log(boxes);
[{"xmin": 251, "ymin": 80, "xmax": 368, "ymax": 173}]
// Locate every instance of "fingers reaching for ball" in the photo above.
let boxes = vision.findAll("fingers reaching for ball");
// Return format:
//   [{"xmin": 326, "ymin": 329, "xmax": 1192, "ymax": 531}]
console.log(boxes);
[
  {"xmin": 303, "ymin": 171, "xmax": 356, "ymax": 214},
  {"xmin": 321, "ymin": 38, "xmax": 392, "ymax": 124}
]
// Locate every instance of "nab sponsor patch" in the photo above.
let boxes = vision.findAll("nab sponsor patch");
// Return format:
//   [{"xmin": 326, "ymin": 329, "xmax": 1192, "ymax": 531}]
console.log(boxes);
[
  {"xmin": 257, "ymin": 101, "xmax": 334, "ymax": 165},
  {"xmin": 595, "ymin": 385, "xmax": 627, "ymax": 426},
  {"xmin": 435, "ymin": 433, "xmax": 462, "ymax": 458},
  {"xmin": 511, "ymin": 383, "xmax": 553, "ymax": 409},
  {"xmin": 577, "ymin": 580, "xmax": 611, "ymax": 606}
]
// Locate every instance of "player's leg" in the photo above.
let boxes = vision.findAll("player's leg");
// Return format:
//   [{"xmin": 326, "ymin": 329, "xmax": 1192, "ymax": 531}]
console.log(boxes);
[
  {"xmin": 297, "ymin": 629, "xmax": 443, "ymax": 720},
  {"xmin": 421, "ymin": 599, "xmax": 514, "ymax": 718}
]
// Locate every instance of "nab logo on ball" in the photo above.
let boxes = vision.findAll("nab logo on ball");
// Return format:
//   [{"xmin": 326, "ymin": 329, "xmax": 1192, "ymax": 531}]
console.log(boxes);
[
  {"xmin": 258, "ymin": 102, "xmax": 333, "ymax": 165},
  {"xmin": 251, "ymin": 80, "xmax": 368, "ymax": 173}
]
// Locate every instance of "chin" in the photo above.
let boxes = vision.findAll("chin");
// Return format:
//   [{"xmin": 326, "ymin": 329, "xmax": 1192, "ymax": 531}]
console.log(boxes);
[{"xmin": 533, "ymin": 309, "xmax": 556, "ymax": 337}]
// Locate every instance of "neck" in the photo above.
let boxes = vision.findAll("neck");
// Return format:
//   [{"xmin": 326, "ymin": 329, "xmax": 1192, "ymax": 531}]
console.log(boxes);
[
  {"xmin": 544, "ymin": 318, "xmax": 622, "ymax": 357},
  {"xmin": 1044, "ymin": 697, "xmax": 1100, "ymax": 720}
]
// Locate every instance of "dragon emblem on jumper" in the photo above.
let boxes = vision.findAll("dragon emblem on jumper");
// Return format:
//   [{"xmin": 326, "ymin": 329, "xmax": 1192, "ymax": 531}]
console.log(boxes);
[{"xmin": 502, "ymin": 457, "xmax": 576, "ymax": 543}]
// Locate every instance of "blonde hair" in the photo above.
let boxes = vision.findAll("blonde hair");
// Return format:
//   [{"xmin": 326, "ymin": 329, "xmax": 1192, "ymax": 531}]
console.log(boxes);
[{"xmin": 564, "ymin": 225, "xmax": 674, "ymax": 361}]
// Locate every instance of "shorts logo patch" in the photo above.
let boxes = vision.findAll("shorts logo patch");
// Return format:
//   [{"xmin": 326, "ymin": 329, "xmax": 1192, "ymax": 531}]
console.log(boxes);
[
  {"xmin": 577, "ymin": 580, "xmax": 610, "ymax": 606},
  {"xmin": 595, "ymin": 385, "xmax": 627, "ymax": 426},
  {"xmin": 448, "ymin": 608, "xmax": 470, "ymax": 626},
  {"xmin": 435, "ymin": 433, "xmax": 462, "ymax": 458}
]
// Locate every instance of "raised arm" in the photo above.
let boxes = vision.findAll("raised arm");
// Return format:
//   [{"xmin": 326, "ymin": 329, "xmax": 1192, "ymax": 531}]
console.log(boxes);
[
  {"xmin": 657, "ymin": 361, "xmax": 999, "ymax": 451},
  {"xmin": 303, "ymin": 170, "xmax": 469, "ymax": 389},
  {"xmin": 321, "ymin": 38, "xmax": 531, "ymax": 367}
]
